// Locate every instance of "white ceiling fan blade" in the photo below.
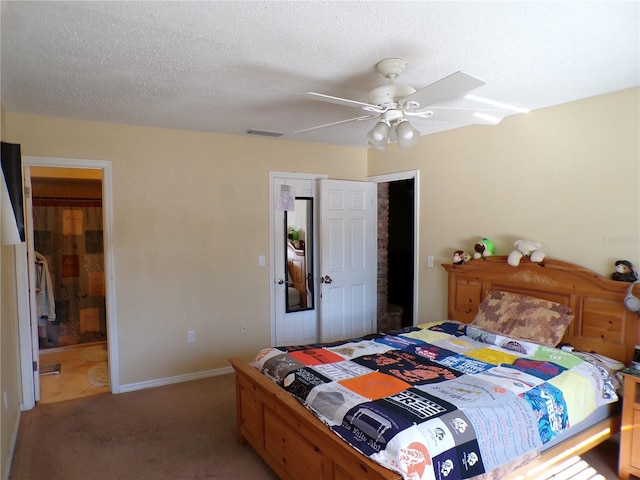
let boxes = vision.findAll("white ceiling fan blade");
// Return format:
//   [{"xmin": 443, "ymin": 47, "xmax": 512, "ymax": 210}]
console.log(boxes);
[
  {"xmin": 293, "ymin": 115, "xmax": 377, "ymax": 134},
  {"xmin": 400, "ymin": 72, "xmax": 485, "ymax": 109},
  {"xmin": 303, "ymin": 92, "xmax": 379, "ymax": 110},
  {"xmin": 411, "ymin": 107, "xmax": 508, "ymax": 125}
]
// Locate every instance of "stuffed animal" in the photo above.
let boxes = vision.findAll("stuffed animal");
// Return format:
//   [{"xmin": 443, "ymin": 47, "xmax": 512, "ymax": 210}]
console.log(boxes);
[
  {"xmin": 507, "ymin": 239, "xmax": 545, "ymax": 267},
  {"xmin": 611, "ymin": 260, "xmax": 638, "ymax": 282},
  {"xmin": 453, "ymin": 250, "xmax": 472, "ymax": 265},
  {"xmin": 473, "ymin": 238, "xmax": 495, "ymax": 260}
]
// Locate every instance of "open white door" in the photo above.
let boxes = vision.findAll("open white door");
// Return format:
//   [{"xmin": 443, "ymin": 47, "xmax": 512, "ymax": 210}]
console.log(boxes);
[
  {"xmin": 22, "ymin": 167, "xmax": 41, "ymax": 404},
  {"xmin": 319, "ymin": 179, "xmax": 377, "ymax": 342}
]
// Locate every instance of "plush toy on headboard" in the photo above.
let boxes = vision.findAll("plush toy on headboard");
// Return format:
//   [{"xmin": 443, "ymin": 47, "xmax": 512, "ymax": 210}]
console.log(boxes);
[
  {"xmin": 507, "ymin": 239, "xmax": 545, "ymax": 267},
  {"xmin": 473, "ymin": 238, "xmax": 495, "ymax": 260},
  {"xmin": 453, "ymin": 250, "xmax": 472, "ymax": 265},
  {"xmin": 611, "ymin": 260, "xmax": 638, "ymax": 282}
]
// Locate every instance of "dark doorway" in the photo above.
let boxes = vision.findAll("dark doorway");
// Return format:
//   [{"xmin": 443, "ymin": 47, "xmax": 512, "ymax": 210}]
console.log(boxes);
[{"xmin": 387, "ymin": 179, "xmax": 414, "ymax": 327}]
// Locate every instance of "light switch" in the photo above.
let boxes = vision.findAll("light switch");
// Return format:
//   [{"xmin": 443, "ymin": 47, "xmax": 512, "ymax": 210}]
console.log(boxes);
[
  {"xmin": 259, "ymin": 255, "xmax": 266, "ymax": 267},
  {"xmin": 427, "ymin": 256, "xmax": 434, "ymax": 268}
]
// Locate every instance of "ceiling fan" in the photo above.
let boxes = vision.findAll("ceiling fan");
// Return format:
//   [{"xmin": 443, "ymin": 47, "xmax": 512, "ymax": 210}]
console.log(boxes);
[{"xmin": 295, "ymin": 58, "xmax": 510, "ymax": 149}]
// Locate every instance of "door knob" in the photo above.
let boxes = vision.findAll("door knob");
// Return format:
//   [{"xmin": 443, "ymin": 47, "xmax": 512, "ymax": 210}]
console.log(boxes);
[
  {"xmin": 277, "ymin": 278, "xmax": 285, "ymax": 284},
  {"xmin": 321, "ymin": 275, "xmax": 332, "ymax": 284}
]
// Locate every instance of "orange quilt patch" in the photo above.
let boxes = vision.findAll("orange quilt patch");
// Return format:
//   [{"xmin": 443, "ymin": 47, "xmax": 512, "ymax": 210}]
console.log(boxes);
[
  {"xmin": 288, "ymin": 348, "xmax": 344, "ymax": 366},
  {"xmin": 339, "ymin": 371, "xmax": 410, "ymax": 400}
]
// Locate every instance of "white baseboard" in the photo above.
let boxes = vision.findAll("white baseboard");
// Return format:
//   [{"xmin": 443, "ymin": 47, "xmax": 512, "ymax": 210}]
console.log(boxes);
[{"xmin": 118, "ymin": 365, "xmax": 234, "ymax": 394}]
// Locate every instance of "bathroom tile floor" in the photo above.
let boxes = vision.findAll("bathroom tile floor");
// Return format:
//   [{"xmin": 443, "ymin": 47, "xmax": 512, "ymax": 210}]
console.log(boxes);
[{"xmin": 38, "ymin": 342, "xmax": 110, "ymax": 404}]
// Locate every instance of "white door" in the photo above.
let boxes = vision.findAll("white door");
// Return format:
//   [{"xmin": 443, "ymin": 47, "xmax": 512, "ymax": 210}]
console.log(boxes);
[
  {"xmin": 23, "ymin": 167, "xmax": 41, "ymax": 401},
  {"xmin": 319, "ymin": 179, "xmax": 377, "ymax": 342},
  {"xmin": 273, "ymin": 176, "xmax": 319, "ymax": 346}
]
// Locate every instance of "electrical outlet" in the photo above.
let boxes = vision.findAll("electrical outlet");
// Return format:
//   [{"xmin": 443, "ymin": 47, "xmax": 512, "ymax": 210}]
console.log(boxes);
[
  {"xmin": 241, "ymin": 322, "xmax": 248, "ymax": 335},
  {"xmin": 187, "ymin": 330, "xmax": 196, "ymax": 343},
  {"xmin": 427, "ymin": 256, "xmax": 434, "ymax": 268}
]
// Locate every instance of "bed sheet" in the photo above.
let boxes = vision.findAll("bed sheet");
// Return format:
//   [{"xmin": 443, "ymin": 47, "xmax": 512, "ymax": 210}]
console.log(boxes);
[
  {"xmin": 251, "ymin": 321, "xmax": 618, "ymax": 480},
  {"xmin": 287, "ymin": 286, "xmax": 301, "ymax": 307}
]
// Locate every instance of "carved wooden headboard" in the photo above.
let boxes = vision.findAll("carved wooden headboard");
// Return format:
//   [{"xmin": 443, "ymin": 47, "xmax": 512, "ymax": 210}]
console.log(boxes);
[{"xmin": 442, "ymin": 256, "xmax": 639, "ymax": 364}]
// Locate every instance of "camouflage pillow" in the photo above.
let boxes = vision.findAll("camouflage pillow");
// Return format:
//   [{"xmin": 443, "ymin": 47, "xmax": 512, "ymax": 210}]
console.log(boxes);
[{"xmin": 472, "ymin": 290, "xmax": 574, "ymax": 347}]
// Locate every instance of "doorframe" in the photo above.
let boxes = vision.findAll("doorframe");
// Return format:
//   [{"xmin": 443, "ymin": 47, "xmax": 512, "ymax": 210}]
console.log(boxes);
[
  {"xmin": 18, "ymin": 156, "xmax": 119, "ymax": 410},
  {"xmin": 268, "ymin": 171, "xmax": 327, "ymax": 346},
  {"xmin": 367, "ymin": 170, "xmax": 419, "ymax": 326}
]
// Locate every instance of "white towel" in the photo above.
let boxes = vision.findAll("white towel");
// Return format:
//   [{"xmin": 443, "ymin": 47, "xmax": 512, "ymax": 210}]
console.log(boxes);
[{"xmin": 34, "ymin": 251, "xmax": 56, "ymax": 322}]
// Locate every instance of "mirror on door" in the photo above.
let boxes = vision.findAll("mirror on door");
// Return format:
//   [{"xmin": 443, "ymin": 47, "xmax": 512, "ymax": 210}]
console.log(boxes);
[{"xmin": 284, "ymin": 197, "xmax": 314, "ymax": 312}]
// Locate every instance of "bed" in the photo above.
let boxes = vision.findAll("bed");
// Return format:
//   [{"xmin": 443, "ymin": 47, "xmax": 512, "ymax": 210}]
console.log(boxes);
[
  {"xmin": 229, "ymin": 256, "xmax": 639, "ymax": 480},
  {"xmin": 287, "ymin": 241, "xmax": 307, "ymax": 310}
]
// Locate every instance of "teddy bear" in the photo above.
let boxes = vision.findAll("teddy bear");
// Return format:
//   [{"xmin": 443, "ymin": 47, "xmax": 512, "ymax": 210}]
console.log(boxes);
[
  {"xmin": 507, "ymin": 239, "xmax": 545, "ymax": 267},
  {"xmin": 453, "ymin": 250, "xmax": 472, "ymax": 265},
  {"xmin": 611, "ymin": 260, "xmax": 638, "ymax": 282},
  {"xmin": 473, "ymin": 238, "xmax": 495, "ymax": 260}
]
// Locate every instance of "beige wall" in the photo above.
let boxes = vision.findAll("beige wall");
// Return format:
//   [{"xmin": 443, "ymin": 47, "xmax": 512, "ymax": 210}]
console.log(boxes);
[
  {"xmin": 2, "ymin": 114, "xmax": 368, "ymax": 385},
  {"xmin": 368, "ymin": 87, "xmax": 640, "ymax": 324},
  {"xmin": 1, "ymin": 104, "xmax": 5, "ymax": 137},
  {"xmin": 1, "ymin": 245, "xmax": 21, "ymax": 480},
  {"xmin": 1, "ymin": 87, "xmax": 638, "ymax": 391}
]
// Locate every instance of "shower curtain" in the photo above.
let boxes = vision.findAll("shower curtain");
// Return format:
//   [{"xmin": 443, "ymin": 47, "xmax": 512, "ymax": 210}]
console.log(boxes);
[{"xmin": 32, "ymin": 199, "xmax": 106, "ymax": 348}]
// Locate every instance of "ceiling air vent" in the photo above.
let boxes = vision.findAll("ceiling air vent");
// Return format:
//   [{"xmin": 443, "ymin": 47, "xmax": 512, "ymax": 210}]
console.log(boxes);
[{"xmin": 246, "ymin": 129, "xmax": 284, "ymax": 138}]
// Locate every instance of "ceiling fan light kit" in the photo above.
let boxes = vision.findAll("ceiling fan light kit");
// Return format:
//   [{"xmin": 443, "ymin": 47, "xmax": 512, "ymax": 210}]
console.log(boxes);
[
  {"xmin": 367, "ymin": 118, "xmax": 420, "ymax": 150},
  {"xmin": 395, "ymin": 120, "xmax": 419, "ymax": 149},
  {"xmin": 367, "ymin": 120, "xmax": 390, "ymax": 145},
  {"xmin": 298, "ymin": 57, "xmax": 523, "ymax": 150}
]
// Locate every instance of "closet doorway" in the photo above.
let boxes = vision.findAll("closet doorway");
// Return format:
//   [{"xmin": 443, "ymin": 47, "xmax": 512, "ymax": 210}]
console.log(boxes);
[
  {"xmin": 369, "ymin": 170, "xmax": 418, "ymax": 330},
  {"xmin": 19, "ymin": 157, "xmax": 118, "ymax": 409},
  {"xmin": 387, "ymin": 178, "xmax": 415, "ymax": 326}
]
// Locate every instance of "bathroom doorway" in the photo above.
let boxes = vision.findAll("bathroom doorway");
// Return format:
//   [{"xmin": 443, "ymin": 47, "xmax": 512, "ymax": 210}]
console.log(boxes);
[
  {"xmin": 30, "ymin": 170, "xmax": 106, "ymax": 349},
  {"xmin": 27, "ymin": 165, "xmax": 110, "ymax": 404}
]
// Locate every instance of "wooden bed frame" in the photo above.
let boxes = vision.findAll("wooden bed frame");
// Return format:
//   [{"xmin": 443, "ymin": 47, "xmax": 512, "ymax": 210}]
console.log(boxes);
[
  {"xmin": 287, "ymin": 241, "xmax": 308, "ymax": 309},
  {"xmin": 229, "ymin": 256, "xmax": 639, "ymax": 480}
]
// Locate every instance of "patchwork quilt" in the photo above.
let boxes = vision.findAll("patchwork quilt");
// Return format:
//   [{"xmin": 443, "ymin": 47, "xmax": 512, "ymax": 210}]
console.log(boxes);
[{"xmin": 251, "ymin": 321, "xmax": 618, "ymax": 480}]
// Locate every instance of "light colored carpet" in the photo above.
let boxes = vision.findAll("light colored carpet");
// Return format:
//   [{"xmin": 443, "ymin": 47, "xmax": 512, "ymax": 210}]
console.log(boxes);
[
  {"xmin": 87, "ymin": 362, "xmax": 110, "ymax": 387},
  {"xmin": 9, "ymin": 374, "xmax": 280, "ymax": 480}
]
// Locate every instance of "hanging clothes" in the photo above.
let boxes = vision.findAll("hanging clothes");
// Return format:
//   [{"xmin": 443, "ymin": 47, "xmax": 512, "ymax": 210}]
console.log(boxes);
[{"xmin": 34, "ymin": 251, "xmax": 56, "ymax": 324}]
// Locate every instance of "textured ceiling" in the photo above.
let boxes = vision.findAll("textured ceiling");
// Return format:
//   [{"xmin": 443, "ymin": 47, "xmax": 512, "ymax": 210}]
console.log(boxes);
[{"xmin": 1, "ymin": 1, "xmax": 638, "ymax": 148}]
